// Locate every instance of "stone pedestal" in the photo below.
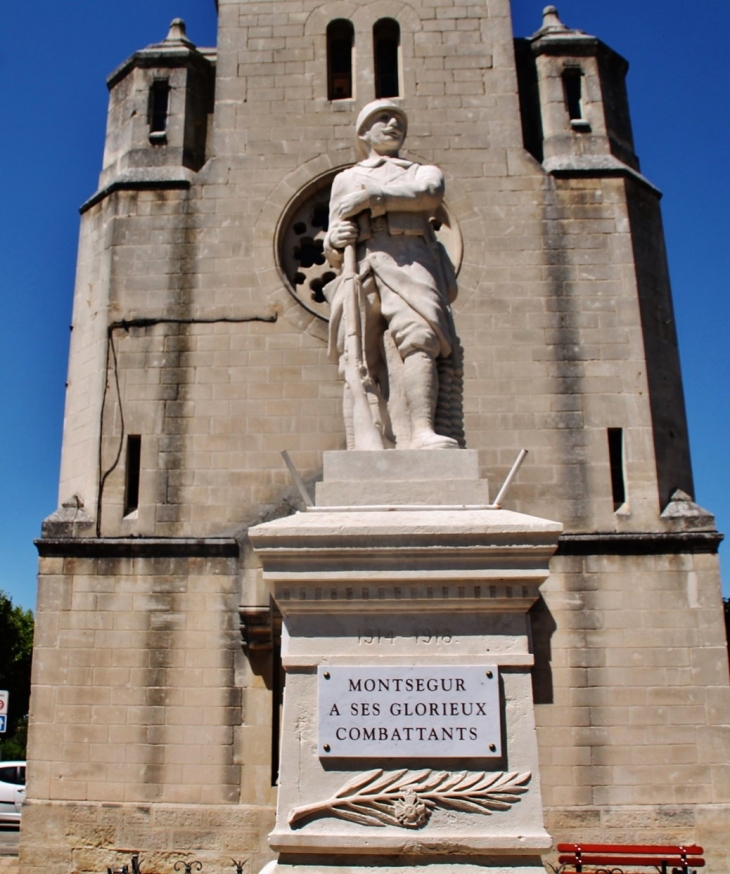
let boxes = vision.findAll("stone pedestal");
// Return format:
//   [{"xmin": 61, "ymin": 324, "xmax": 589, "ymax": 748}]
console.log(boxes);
[{"xmin": 249, "ymin": 451, "xmax": 562, "ymax": 874}]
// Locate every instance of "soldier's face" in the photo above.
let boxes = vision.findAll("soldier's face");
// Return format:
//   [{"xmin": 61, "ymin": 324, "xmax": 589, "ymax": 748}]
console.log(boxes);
[{"xmin": 360, "ymin": 113, "xmax": 406, "ymax": 156}]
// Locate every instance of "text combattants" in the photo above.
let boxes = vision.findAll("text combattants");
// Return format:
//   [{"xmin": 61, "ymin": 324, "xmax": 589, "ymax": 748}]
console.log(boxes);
[{"xmin": 318, "ymin": 665, "xmax": 501, "ymax": 758}]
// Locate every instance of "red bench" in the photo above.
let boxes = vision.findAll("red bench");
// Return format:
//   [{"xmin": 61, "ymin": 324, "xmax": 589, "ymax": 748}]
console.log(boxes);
[{"xmin": 555, "ymin": 843, "xmax": 705, "ymax": 874}]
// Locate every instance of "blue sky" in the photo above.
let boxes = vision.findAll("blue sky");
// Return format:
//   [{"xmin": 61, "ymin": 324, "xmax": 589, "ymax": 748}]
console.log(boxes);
[{"xmin": 1, "ymin": 1, "xmax": 727, "ymax": 611}]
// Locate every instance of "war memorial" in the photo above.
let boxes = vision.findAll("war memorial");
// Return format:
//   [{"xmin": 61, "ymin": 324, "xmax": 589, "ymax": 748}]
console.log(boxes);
[{"xmin": 23, "ymin": 3, "xmax": 729, "ymax": 874}]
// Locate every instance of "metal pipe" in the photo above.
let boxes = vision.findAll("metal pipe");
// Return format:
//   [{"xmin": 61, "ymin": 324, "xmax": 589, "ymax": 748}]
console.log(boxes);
[
  {"xmin": 492, "ymin": 449, "xmax": 529, "ymax": 508},
  {"xmin": 281, "ymin": 450, "xmax": 314, "ymax": 508}
]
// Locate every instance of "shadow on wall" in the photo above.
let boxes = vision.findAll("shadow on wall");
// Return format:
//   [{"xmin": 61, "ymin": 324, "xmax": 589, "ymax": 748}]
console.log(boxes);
[{"xmin": 529, "ymin": 595, "xmax": 556, "ymax": 705}]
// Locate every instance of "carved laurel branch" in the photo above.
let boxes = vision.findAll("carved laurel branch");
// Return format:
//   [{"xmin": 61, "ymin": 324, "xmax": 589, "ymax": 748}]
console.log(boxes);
[{"xmin": 289, "ymin": 768, "xmax": 531, "ymax": 829}]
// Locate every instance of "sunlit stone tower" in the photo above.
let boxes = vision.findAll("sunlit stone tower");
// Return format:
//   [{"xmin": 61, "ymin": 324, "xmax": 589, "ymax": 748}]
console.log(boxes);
[{"xmin": 25, "ymin": 4, "xmax": 728, "ymax": 874}]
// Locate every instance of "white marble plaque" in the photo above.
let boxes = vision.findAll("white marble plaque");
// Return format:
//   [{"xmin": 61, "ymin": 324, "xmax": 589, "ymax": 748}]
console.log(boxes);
[{"xmin": 318, "ymin": 665, "xmax": 501, "ymax": 758}]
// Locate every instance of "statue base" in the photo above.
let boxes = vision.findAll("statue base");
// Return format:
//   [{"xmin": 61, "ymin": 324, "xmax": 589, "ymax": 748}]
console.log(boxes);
[
  {"xmin": 265, "ymin": 858, "xmax": 549, "ymax": 874},
  {"xmin": 249, "ymin": 451, "xmax": 562, "ymax": 874},
  {"xmin": 314, "ymin": 450, "xmax": 490, "ymax": 507}
]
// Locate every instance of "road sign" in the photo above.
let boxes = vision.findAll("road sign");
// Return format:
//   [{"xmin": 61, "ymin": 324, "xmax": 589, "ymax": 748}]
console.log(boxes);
[
  {"xmin": 0, "ymin": 715, "xmax": 6, "ymax": 733},
  {"xmin": 0, "ymin": 691, "xmax": 7, "ymax": 715}
]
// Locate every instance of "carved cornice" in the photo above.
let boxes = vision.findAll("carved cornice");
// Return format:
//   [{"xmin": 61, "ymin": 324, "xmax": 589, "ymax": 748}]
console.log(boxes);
[
  {"xmin": 35, "ymin": 537, "xmax": 239, "ymax": 559},
  {"xmin": 80, "ymin": 176, "xmax": 193, "ymax": 214},
  {"xmin": 556, "ymin": 531, "xmax": 723, "ymax": 556},
  {"xmin": 543, "ymin": 155, "xmax": 662, "ymax": 196},
  {"xmin": 35, "ymin": 531, "xmax": 721, "ymax": 560},
  {"xmin": 239, "ymin": 604, "xmax": 282, "ymax": 653}
]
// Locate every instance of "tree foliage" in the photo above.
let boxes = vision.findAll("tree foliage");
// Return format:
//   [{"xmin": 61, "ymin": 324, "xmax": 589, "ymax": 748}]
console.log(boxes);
[{"xmin": 0, "ymin": 591, "xmax": 34, "ymax": 760}]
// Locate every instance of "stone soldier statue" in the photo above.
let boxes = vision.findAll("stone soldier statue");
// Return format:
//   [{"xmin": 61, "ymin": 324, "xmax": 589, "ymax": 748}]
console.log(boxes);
[{"xmin": 323, "ymin": 100, "xmax": 463, "ymax": 451}]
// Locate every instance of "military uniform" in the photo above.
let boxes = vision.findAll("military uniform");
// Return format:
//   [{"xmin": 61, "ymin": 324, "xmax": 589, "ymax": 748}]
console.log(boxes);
[{"xmin": 323, "ymin": 155, "xmax": 458, "ymax": 371}]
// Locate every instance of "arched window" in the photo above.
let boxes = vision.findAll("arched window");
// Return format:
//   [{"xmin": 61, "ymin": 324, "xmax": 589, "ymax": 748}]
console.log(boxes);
[
  {"xmin": 562, "ymin": 68, "xmax": 584, "ymax": 121},
  {"xmin": 327, "ymin": 20, "xmax": 354, "ymax": 100},
  {"xmin": 373, "ymin": 19, "xmax": 400, "ymax": 98},
  {"xmin": 148, "ymin": 78, "xmax": 170, "ymax": 143}
]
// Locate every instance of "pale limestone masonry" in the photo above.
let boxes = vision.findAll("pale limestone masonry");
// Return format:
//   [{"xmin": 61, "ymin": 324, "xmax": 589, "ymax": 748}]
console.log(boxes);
[
  {"xmin": 249, "ymin": 451, "xmax": 563, "ymax": 874},
  {"xmin": 24, "ymin": 3, "xmax": 729, "ymax": 874}
]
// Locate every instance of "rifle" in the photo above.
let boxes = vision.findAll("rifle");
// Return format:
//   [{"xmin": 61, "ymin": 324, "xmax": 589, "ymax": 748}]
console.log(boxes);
[{"xmin": 341, "ymin": 244, "xmax": 384, "ymax": 450}]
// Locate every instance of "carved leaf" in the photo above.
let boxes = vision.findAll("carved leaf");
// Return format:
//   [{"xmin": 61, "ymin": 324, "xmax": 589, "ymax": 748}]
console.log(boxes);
[
  {"xmin": 288, "ymin": 769, "xmax": 531, "ymax": 829},
  {"xmin": 437, "ymin": 796, "xmax": 492, "ymax": 815},
  {"xmin": 335, "ymin": 807, "xmax": 387, "ymax": 827},
  {"xmin": 450, "ymin": 771, "xmax": 485, "ymax": 792},
  {"xmin": 433, "ymin": 771, "xmax": 465, "ymax": 792},
  {"xmin": 418, "ymin": 771, "xmax": 450, "ymax": 792},
  {"xmin": 399, "ymin": 769, "xmax": 432, "ymax": 789},
  {"xmin": 334, "ymin": 768, "xmax": 385, "ymax": 798}
]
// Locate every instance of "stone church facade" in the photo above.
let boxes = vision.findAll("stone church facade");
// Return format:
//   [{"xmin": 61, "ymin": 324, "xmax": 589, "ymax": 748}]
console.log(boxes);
[{"xmin": 24, "ymin": 2, "xmax": 729, "ymax": 873}]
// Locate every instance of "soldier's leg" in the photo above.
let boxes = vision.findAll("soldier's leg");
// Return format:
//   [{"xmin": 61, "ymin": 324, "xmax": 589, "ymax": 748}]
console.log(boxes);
[
  {"xmin": 402, "ymin": 351, "xmax": 459, "ymax": 450},
  {"xmin": 336, "ymin": 277, "xmax": 390, "ymax": 449},
  {"xmin": 361, "ymin": 282, "xmax": 394, "ymax": 444},
  {"xmin": 379, "ymin": 287, "xmax": 458, "ymax": 450}
]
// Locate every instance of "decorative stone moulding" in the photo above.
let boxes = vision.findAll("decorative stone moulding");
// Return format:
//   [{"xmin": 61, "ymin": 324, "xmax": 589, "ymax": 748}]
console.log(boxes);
[
  {"xmin": 250, "ymin": 504, "xmax": 561, "ymax": 617},
  {"xmin": 289, "ymin": 768, "xmax": 532, "ymax": 829},
  {"xmin": 249, "ymin": 451, "xmax": 561, "ymax": 866}
]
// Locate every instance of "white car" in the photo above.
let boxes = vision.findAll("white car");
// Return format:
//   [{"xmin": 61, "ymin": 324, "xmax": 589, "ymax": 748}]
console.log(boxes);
[{"xmin": 0, "ymin": 762, "xmax": 25, "ymax": 823}]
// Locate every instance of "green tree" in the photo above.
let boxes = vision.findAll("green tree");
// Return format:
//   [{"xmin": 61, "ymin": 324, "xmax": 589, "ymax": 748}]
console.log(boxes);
[{"xmin": 0, "ymin": 591, "xmax": 34, "ymax": 760}]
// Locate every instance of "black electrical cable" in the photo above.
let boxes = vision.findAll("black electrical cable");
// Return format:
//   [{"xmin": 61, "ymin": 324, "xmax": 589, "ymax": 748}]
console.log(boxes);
[
  {"xmin": 94, "ymin": 313, "xmax": 278, "ymax": 536},
  {"xmin": 96, "ymin": 329, "xmax": 124, "ymax": 536}
]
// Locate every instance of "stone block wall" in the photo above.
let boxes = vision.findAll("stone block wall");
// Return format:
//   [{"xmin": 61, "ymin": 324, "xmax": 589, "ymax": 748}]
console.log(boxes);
[
  {"xmin": 20, "ymin": 801, "xmax": 274, "ymax": 874},
  {"xmin": 536, "ymin": 550, "xmax": 730, "ymax": 870},
  {"xmin": 24, "ymin": 0, "xmax": 729, "ymax": 872},
  {"xmin": 24, "ymin": 549, "xmax": 279, "ymax": 874},
  {"xmin": 29, "ymin": 553, "xmax": 242, "ymax": 805}
]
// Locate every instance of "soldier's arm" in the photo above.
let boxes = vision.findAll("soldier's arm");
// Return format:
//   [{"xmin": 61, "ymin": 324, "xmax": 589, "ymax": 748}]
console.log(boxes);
[
  {"xmin": 353, "ymin": 165, "xmax": 445, "ymax": 218},
  {"xmin": 324, "ymin": 173, "xmax": 357, "ymax": 267}
]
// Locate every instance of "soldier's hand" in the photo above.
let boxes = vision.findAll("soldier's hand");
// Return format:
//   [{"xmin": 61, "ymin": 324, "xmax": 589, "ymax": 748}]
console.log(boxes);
[
  {"xmin": 336, "ymin": 188, "xmax": 372, "ymax": 219},
  {"xmin": 329, "ymin": 220, "xmax": 359, "ymax": 249}
]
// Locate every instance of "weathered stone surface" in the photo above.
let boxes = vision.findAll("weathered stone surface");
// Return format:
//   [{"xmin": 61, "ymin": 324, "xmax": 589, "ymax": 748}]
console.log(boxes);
[
  {"xmin": 322, "ymin": 100, "xmax": 462, "ymax": 451},
  {"xmin": 250, "ymin": 460, "xmax": 561, "ymax": 864},
  {"xmin": 23, "ymin": 1, "xmax": 730, "ymax": 872},
  {"xmin": 316, "ymin": 450, "xmax": 489, "ymax": 505}
]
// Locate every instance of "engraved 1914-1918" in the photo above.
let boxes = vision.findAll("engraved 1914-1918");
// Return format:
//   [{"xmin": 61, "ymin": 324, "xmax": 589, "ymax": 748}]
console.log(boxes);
[{"xmin": 318, "ymin": 666, "xmax": 500, "ymax": 758}]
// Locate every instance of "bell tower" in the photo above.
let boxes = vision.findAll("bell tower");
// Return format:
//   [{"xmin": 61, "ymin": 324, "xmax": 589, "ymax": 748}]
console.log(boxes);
[
  {"xmin": 24, "ymin": 3, "xmax": 729, "ymax": 874},
  {"xmin": 101, "ymin": 18, "xmax": 214, "ymax": 186},
  {"xmin": 515, "ymin": 6, "xmax": 693, "ymax": 517},
  {"xmin": 517, "ymin": 5, "xmax": 639, "ymax": 171}
]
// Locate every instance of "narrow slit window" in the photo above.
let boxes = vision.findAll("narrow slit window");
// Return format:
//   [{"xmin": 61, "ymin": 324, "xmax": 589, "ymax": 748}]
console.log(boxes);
[
  {"xmin": 374, "ymin": 19, "xmax": 400, "ymax": 98},
  {"xmin": 607, "ymin": 428, "xmax": 626, "ymax": 511},
  {"xmin": 562, "ymin": 69, "xmax": 584, "ymax": 121},
  {"xmin": 149, "ymin": 80, "xmax": 170, "ymax": 133},
  {"xmin": 327, "ymin": 20, "xmax": 354, "ymax": 101},
  {"xmin": 124, "ymin": 435, "xmax": 142, "ymax": 516}
]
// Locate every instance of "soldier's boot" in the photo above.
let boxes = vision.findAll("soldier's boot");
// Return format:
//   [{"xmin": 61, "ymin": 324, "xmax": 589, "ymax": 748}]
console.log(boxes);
[{"xmin": 403, "ymin": 350, "xmax": 459, "ymax": 450}]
